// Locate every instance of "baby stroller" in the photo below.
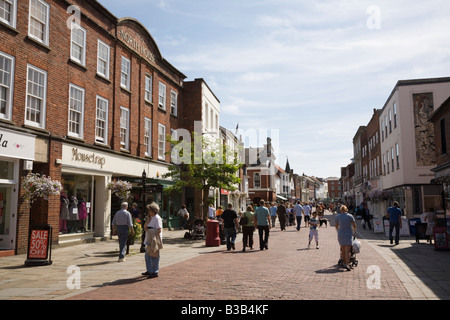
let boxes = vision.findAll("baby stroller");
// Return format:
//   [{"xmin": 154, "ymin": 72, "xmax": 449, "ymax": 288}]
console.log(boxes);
[
  {"xmin": 338, "ymin": 235, "xmax": 359, "ymax": 268},
  {"xmin": 190, "ymin": 218, "xmax": 206, "ymax": 240}
]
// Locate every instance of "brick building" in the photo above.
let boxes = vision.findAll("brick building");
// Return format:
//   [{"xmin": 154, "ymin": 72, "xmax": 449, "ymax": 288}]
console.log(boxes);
[
  {"xmin": 327, "ymin": 178, "xmax": 341, "ymax": 200},
  {"xmin": 0, "ymin": 0, "xmax": 193, "ymax": 254}
]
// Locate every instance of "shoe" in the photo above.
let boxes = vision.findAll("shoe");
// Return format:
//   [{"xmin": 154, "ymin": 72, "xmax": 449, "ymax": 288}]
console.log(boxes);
[
  {"xmin": 344, "ymin": 264, "xmax": 351, "ymax": 271},
  {"xmin": 390, "ymin": 239, "xmax": 393, "ymax": 244},
  {"xmin": 147, "ymin": 273, "xmax": 158, "ymax": 279},
  {"xmin": 308, "ymin": 243, "xmax": 311, "ymax": 248},
  {"xmin": 242, "ymin": 248, "xmax": 246, "ymax": 252},
  {"xmin": 118, "ymin": 258, "xmax": 126, "ymax": 262},
  {"xmin": 141, "ymin": 271, "xmax": 150, "ymax": 276},
  {"xmin": 316, "ymin": 245, "xmax": 319, "ymax": 249},
  {"xmin": 265, "ymin": 245, "xmax": 268, "ymax": 250},
  {"xmin": 232, "ymin": 243, "xmax": 235, "ymax": 250}
]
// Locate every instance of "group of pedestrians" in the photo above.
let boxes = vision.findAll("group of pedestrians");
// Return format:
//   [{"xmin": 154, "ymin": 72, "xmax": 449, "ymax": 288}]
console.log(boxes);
[
  {"xmin": 110, "ymin": 199, "xmax": 410, "ymax": 278},
  {"xmin": 219, "ymin": 200, "xmax": 324, "ymax": 252}
]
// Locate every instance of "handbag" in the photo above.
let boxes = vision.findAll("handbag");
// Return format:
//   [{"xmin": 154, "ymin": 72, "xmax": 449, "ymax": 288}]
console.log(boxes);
[{"xmin": 239, "ymin": 215, "xmax": 249, "ymax": 225}]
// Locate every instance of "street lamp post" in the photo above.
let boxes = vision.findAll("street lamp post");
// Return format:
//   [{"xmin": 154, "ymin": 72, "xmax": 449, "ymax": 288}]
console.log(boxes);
[{"xmin": 140, "ymin": 170, "xmax": 147, "ymax": 253}]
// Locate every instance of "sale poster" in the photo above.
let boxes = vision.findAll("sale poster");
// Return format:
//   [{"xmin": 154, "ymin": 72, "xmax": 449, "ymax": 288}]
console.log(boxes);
[{"xmin": 28, "ymin": 229, "xmax": 49, "ymax": 259}]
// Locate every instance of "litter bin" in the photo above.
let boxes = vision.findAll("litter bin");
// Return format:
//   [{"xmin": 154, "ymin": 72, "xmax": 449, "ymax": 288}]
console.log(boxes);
[{"xmin": 206, "ymin": 220, "xmax": 220, "ymax": 247}]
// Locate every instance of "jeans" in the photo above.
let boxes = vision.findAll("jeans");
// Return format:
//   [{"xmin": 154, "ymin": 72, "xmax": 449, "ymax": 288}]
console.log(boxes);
[
  {"xmin": 296, "ymin": 216, "xmax": 302, "ymax": 230},
  {"xmin": 389, "ymin": 221, "xmax": 400, "ymax": 244},
  {"xmin": 145, "ymin": 252, "xmax": 160, "ymax": 274},
  {"xmin": 270, "ymin": 216, "xmax": 276, "ymax": 227},
  {"xmin": 257, "ymin": 226, "xmax": 269, "ymax": 249},
  {"xmin": 116, "ymin": 225, "xmax": 129, "ymax": 259},
  {"xmin": 224, "ymin": 227, "xmax": 236, "ymax": 250}
]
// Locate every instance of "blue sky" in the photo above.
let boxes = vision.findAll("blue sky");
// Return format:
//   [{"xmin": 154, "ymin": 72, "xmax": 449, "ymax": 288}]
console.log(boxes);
[{"xmin": 99, "ymin": 0, "xmax": 450, "ymax": 178}]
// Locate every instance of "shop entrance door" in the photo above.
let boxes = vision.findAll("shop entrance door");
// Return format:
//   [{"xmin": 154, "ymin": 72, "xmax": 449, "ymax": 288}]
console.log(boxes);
[{"xmin": 0, "ymin": 184, "xmax": 16, "ymax": 250}]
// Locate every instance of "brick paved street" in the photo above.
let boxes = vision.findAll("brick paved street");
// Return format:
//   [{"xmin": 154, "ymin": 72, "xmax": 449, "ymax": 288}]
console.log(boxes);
[{"xmin": 68, "ymin": 214, "xmax": 411, "ymax": 300}]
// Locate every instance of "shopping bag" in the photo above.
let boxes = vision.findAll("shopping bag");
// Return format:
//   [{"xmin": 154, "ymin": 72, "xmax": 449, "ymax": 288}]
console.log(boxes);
[{"xmin": 352, "ymin": 237, "xmax": 361, "ymax": 253}]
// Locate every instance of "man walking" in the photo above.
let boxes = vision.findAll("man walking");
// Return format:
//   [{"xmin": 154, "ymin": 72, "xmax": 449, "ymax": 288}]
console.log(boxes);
[
  {"xmin": 220, "ymin": 203, "xmax": 239, "ymax": 251},
  {"xmin": 293, "ymin": 201, "xmax": 304, "ymax": 231},
  {"xmin": 386, "ymin": 201, "xmax": 402, "ymax": 245},
  {"xmin": 112, "ymin": 202, "xmax": 134, "ymax": 262},
  {"xmin": 254, "ymin": 200, "xmax": 271, "ymax": 250},
  {"xmin": 302, "ymin": 202, "xmax": 311, "ymax": 227}
]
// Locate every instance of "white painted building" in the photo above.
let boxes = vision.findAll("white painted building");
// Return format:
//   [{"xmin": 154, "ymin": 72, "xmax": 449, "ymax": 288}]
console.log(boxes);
[{"xmin": 378, "ymin": 77, "xmax": 450, "ymax": 218}]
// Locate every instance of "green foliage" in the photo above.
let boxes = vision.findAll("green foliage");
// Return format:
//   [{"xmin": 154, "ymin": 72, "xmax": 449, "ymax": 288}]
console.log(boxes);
[{"xmin": 163, "ymin": 131, "xmax": 242, "ymax": 218}]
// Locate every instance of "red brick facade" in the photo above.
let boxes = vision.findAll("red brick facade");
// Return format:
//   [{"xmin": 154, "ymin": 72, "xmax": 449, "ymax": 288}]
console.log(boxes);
[{"xmin": 0, "ymin": 0, "xmax": 189, "ymax": 253}]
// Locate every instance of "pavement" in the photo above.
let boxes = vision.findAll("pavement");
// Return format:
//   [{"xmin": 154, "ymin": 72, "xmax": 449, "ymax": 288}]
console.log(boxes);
[{"xmin": 0, "ymin": 211, "xmax": 449, "ymax": 301}]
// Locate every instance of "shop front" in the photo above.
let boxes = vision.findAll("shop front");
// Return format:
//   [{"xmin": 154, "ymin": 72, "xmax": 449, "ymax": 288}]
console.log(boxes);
[
  {"xmin": 60, "ymin": 143, "xmax": 175, "ymax": 244},
  {"xmin": 0, "ymin": 128, "xmax": 35, "ymax": 251}
]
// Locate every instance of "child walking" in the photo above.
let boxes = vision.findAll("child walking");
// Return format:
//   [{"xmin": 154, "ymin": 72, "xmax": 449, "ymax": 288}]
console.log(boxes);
[{"xmin": 308, "ymin": 212, "xmax": 319, "ymax": 249}]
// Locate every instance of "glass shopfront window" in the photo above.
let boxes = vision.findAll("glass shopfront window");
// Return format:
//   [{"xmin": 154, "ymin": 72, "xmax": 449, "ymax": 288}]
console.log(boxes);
[{"xmin": 60, "ymin": 174, "xmax": 94, "ymax": 234}]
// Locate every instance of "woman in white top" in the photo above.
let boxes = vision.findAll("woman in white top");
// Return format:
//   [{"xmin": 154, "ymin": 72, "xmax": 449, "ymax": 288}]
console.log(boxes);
[{"xmin": 143, "ymin": 202, "xmax": 162, "ymax": 278}]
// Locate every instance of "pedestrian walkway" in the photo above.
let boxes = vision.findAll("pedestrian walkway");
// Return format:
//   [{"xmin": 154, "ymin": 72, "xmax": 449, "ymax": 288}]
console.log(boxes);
[{"xmin": 0, "ymin": 212, "xmax": 448, "ymax": 300}]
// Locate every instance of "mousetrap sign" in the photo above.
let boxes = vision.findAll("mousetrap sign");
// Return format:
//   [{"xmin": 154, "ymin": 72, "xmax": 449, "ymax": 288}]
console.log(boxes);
[{"xmin": 25, "ymin": 225, "xmax": 53, "ymax": 266}]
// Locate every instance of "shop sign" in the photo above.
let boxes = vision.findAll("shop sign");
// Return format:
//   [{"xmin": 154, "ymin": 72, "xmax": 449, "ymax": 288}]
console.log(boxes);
[
  {"xmin": 25, "ymin": 225, "xmax": 53, "ymax": 266},
  {"xmin": 0, "ymin": 128, "xmax": 35, "ymax": 160},
  {"xmin": 71, "ymin": 148, "xmax": 106, "ymax": 169}
]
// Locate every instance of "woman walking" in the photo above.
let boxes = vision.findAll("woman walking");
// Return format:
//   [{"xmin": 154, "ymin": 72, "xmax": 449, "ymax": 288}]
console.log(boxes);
[
  {"xmin": 334, "ymin": 205, "xmax": 357, "ymax": 271},
  {"xmin": 241, "ymin": 205, "xmax": 256, "ymax": 251}
]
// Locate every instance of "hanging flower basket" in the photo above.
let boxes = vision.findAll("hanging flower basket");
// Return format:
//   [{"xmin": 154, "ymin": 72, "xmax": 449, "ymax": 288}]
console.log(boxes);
[
  {"xmin": 22, "ymin": 173, "xmax": 62, "ymax": 204},
  {"xmin": 369, "ymin": 190, "xmax": 393, "ymax": 203},
  {"xmin": 127, "ymin": 218, "xmax": 143, "ymax": 244},
  {"xmin": 107, "ymin": 179, "xmax": 132, "ymax": 200}
]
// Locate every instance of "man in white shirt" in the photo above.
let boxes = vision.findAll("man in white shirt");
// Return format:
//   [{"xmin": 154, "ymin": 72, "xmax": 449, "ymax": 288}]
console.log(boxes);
[
  {"xmin": 302, "ymin": 203, "xmax": 311, "ymax": 227},
  {"xmin": 112, "ymin": 202, "xmax": 134, "ymax": 262},
  {"xmin": 208, "ymin": 204, "xmax": 216, "ymax": 220}
]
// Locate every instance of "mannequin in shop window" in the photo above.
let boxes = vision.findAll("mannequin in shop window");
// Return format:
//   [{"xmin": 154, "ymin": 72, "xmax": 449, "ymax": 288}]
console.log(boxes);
[
  {"xmin": 78, "ymin": 198, "xmax": 87, "ymax": 232},
  {"xmin": 60, "ymin": 193, "xmax": 69, "ymax": 234},
  {"xmin": 69, "ymin": 196, "xmax": 79, "ymax": 233}
]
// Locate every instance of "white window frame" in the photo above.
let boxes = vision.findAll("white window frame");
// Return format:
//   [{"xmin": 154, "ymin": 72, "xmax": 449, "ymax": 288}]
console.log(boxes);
[
  {"xmin": 120, "ymin": 56, "xmax": 131, "ymax": 90},
  {"xmin": 120, "ymin": 107, "xmax": 129, "ymax": 150},
  {"xmin": 144, "ymin": 117, "xmax": 152, "ymax": 157},
  {"xmin": 158, "ymin": 123, "xmax": 166, "ymax": 160},
  {"xmin": 28, "ymin": 0, "xmax": 50, "ymax": 46},
  {"xmin": 158, "ymin": 82, "xmax": 166, "ymax": 110},
  {"xmin": 391, "ymin": 147, "xmax": 395, "ymax": 172},
  {"xmin": 70, "ymin": 21, "xmax": 86, "ymax": 66},
  {"xmin": 0, "ymin": 0, "xmax": 17, "ymax": 28},
  {"xmin": 25, "ymin": 64, "xmax": 47, "ymax": 128},
  {"xmin": 395, "ymin": 143, "xmax": 400, "ymax": 169},
  {"xmin": 393, "ymin": 102, "xmax": 397, "ymax": 128},
  {"xmin": 95, "ymin": 95, "xmax": 109, "ymax": 144},
  {"xmin": 97, "ymin": 39, "xmax": 110, "ymax": 79},
  {"xmin": 68, "ymin": 83, "xmax": 85, "ymax": 139},
  {"xmin": 254, "ymin": 172, "xmax": 261, "ymax": 188},
  {"xmin": 170, "ymin": 90, "xmax": 177, "ymax": 116},
  {"xmin": 0, "ymin": 51, "xmax": 15, "ymax": 120},
  {"xmin": 144, "ymin": 74, "xmax": 152, "ymax": 103}
]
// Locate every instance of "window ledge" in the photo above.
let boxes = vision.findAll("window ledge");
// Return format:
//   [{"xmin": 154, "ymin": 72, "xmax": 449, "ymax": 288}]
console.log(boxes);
[
  {"xmin": 68, "ymin": 59, "xmax": 87, "ymax": 71},
  {"xmin": 25, "ymin": 35, "xmax": 51, "ymax": 52}
]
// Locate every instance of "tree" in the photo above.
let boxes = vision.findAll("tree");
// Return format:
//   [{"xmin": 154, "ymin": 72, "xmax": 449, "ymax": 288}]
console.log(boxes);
[{"xmin": 163, "ymin": 131, "xmax": 242, "ymax": 219}]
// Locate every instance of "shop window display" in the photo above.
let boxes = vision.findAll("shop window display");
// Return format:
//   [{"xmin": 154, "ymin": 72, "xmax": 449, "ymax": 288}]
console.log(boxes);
[{"xmin": 60, "ymin": 174, "xmax": 93, "ymax": 234}]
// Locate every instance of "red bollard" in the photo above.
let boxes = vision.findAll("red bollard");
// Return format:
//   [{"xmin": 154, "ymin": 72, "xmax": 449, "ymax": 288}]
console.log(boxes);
[{"xmin": 205, "ymin": 220, "xmax": 220, "ymax": 247}]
